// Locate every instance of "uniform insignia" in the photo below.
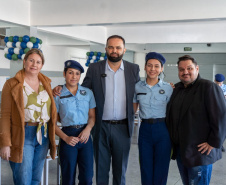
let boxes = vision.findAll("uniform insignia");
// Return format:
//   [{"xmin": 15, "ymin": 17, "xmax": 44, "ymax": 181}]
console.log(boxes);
[
  {"xmin": 67, "ymin": 61, "xmax": 71, "ymax": 66},
  {"xmin": 159, "ymin": 89, "xmax": 165, "ymax": 94},
  {"xmin": 80, "ymin": 90, "xmax": 86, "ymax": 95}
]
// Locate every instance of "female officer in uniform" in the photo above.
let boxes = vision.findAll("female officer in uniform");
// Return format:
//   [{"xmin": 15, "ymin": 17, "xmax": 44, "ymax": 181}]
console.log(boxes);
[
  {"xmin": 54, "ymin": 60, "xmax": 96, "ymax": 185},
  {"xmin": 133, "ymin": 52, "xmax": 172, "ymax": 185}
]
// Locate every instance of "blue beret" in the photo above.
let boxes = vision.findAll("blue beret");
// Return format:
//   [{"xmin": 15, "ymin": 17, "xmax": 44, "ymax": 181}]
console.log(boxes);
[
  {"xmin": 64, "ymin": 60, "xmax": 84, "ymax": 73},
  {"xmin": 215, "ymin": 74, "xmax": 225, "ymax": 82},
  {"xmin": 145, "ymin": 52, "xmax": 166, "ymax": 65}
]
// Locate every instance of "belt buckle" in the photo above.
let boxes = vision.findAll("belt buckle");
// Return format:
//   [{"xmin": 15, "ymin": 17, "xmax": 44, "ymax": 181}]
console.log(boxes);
[
  {"xmin": 111, "ymin": 120, "xmax": 118, "ymax": 124},
  {"xmin": 75, "ymin": 125, "xmax": 81, "ymax": 129}
]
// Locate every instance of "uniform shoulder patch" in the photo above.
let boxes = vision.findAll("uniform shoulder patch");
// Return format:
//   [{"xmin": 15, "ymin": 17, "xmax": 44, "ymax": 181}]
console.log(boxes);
[
  {"xmin": 80, "ymin": 90, "xmax": 86, "ymax": 95},
  {"xmin": 159, "ymin": 89, "xmax": 165, "ymax": 94}
]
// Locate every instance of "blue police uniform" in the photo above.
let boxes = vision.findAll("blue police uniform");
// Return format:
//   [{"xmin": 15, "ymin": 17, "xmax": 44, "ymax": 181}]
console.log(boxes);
[
  {"xmin": 220, "ymin": 84, "xmax": 226, "ymax": 96},
  {"xmin": 54, "ymin": 60, "xmax": 96, "ymax": 185},
  {"xmin": 134, "ymin": 79, "xmax": 173, "ymax": 185}
]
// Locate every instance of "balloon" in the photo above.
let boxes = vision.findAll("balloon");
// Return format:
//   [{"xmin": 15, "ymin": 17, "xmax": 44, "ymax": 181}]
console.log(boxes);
[
  {"xmin": 88, "ymin": 56, "xmax": 92, "ymax": 60},
  {"xmin": 4, "ymin": 47, "xmax": 9, "ymax": 54},
  {"xmin": 24, "ymin": 48, "xmax": 30, "ymax": 54},
  {"xmin": 4, "ymin": 37, "xmax": 9, "ymax": 43},
  {"xmin": 8, "ymin": 48, "xmax": 14, "ymax": 55},
  {"xmin": 36, "ymin": 38, "xmax": 40, "ymax": 44},
  {"xmin": 7, "ymin": 54, "xmax": 12, "ymax": 60},
  {"xmin": 19, "ymin": 49, "xmax": 24, "ymax": 55},
  {"xmin": 13, "ymin": 36, "xmax": 19, "ymax": 42},
  {"xmin": 100, "ymin": 57, "xmax": 104, "ymax": 60},
  {"xmin": 90, "ymin": 59, "xmax": 94, "ymax": 63},
  {"xmin": 39, "ymin": 39, "xmax": 42, "ymax": 44},
  {"xmin": 16, "ymin": 42, "xmax": 21, "ymax": 48},
  {"xmin": 97, "ymin": 52, "xmax": 101, "ymax": 56},
  {"xmin": 90, "ymin": 52, "xmax": 94, "ymax": 56},
  {"xmin": 85, "ymin": 63, "xmax": 89, "ymax": 67},
  {"xmin": 26, "ymin": 41, "xmax": 33, "ymax": 49},
  {"xmin": 92, "ymin": 56, "xmax": 96, "ymax": 60},
  {"xmin": 12, "ymin": 42, "xmax": 16, "ymax": 47},
  {"xmin": 19, "ymin": 37, "xmax": 23, "ymax": 42},
  {"xmin": 33, "ymin": 43, "xmax": 39, "ymax": 48},
  {"xmin": 14, "ymin": 48, "xmax": 20, "ymax": 54},
  {"xmin": 21, "ymin": 54, "xmax": 25, "ymax": 60},
  {"xmin": 96, "ymin": 56, "xmax": 100, "ymax": 61},
  {"xmin": 101, "ymin": 53, "xmax": 105, "ymax": 57},
  {"xmin": 104, "ymin": 56, "xmax": 107, "ymax": 60},
  {"xmin": 6, "ymin": 42, "xmax": 13, "ymax": 48},
  {"xmin": 20, "ymin": 42, "xmax": 27, "ymax": 49},
  {"xmin": 8, "ymin": 36, "xmax": 13, "ymax": 42},
  {"xmin": 86, "ymin": 52, "xmax": 90, "ymax": 56},
  {"xmin": 18, "ymin": 54, "xmax": 22, "ymax": 59},
  {"xmin": 38, "ymin": 44, "xmax": 42, "ymax": 49},
  {"xmin": 12, "ymin": 54, "xmax": 18, "ymax": 61},
  {"xmin": 4, "ymin": 54, "xmax": 7, "ymax": 58},
  {"xmin": 30, "ymin": 37, "xmax": 36, "ymax": 43},
  {"xmin": 94, "ymin": 51, "xmax": 97, "ymax": 56},
  {"xmin": 23, "ymin": 35, "xmax": 30, "ymax": 42},
  {"xmin": 94, "ymin": 60, "xmax": 98, "ymax": 63}
]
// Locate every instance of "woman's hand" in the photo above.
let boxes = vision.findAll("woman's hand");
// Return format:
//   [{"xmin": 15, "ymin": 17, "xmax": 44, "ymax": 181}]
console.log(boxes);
[
  {"xmin": 78, "ymin": 126, "xmax": 92, "ymax": 144},
  {"xmin": 52, "ymin": 86, "xmax": 63, "ymax": 97},
  {"xmin": 64, "ymin": 136, "xmax": 80, "ymax": 146},
  {"xmin": 0, "ymin": 146, "xmax": 11, "ymax": 161}
]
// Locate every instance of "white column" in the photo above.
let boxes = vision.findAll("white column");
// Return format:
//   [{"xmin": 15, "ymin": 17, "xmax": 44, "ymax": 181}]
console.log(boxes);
[{"xmin": 134, "ymin": 52, "xmax": 146, "ymax": 79}]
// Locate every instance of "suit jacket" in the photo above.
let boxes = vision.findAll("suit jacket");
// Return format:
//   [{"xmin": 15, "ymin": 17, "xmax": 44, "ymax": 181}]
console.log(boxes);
[
  {"xmin": 166, "ymin": 75, "xmax": 226, "ymax": 167},
  {"xmin": 0, "ymin": 70, "xmax": 57, "ymax": 163},
  {"xmin": 82, "ymin": 60, "xmax": 140, "ymax": 141}
]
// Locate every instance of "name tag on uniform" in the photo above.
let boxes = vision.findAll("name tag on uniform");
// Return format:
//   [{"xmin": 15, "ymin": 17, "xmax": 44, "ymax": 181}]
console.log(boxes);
[
  {"xmin": 137, "ymin": 93, "xmax": 147, "ymax": 95},
  {"xmin": 80, "ymin": 90, "xmax": 86, "ymax": 96}
]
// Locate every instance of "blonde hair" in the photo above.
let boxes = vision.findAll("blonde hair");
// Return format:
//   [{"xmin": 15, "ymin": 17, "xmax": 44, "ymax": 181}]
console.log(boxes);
[{"xmin": 23, "ymin": 48, "xmax": 45, "ymax": 65}]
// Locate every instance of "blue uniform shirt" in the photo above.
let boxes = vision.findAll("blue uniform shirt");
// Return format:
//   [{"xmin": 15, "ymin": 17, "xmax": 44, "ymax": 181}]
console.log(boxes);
[
  {"xmin": 133, "ymin": 79, "xmax": 173, "ymax": 119},
  {"xmin": 220, "ymin": 84, "xmax": 226, "ymax": 95},
  {"xmin": 54, "ymin": 84, "xmax": 96, "ymax": 126}
]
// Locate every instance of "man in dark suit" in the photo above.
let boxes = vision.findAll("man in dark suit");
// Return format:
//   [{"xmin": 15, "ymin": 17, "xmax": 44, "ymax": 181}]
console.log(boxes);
[
  {"xmin": 82, "ymin": 35, "xmax": 140, "ymax": 185},
  {"xmin": 166, "ymin": 55, "xmax": 226, "ymax": 185}
]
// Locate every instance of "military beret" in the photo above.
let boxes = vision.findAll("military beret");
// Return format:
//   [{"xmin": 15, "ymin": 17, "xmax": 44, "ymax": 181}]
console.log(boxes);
[
  {"xmin": 145, "ymin": 52, "xmax": 166, "ymax": 65},
  {"xmin": 64, "ymin": 60, "xmax": 84, "ymax": 73},
  {"xmin": 215, "ymin": 74, "xmax": 225, "ymax": 82}
]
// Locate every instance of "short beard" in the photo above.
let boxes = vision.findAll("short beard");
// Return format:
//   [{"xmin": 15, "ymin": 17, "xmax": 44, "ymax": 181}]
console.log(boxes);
[{"xmin": 107, "ymin": 53, "xmax": 124, "ymax": 63}]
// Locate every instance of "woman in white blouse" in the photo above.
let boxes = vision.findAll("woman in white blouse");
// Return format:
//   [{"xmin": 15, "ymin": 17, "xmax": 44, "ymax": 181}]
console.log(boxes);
[{"xmin": 0, "ymin": 48, "xmax": 57, "ymax": 185}]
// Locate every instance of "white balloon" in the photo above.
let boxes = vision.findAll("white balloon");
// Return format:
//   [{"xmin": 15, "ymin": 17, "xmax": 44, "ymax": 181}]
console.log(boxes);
[
  {"xmin": 100, "ymin": 57, "xmax": 104, "ymax": 60},
  {"xmin": 92, "ymin": 56, "xmax": 96, "ymax": 60},
  {"xmin": 38, "ymin": 44, "xmax": 42, "ymax": 49},
  {"xmin": 21, "ymin": 54, "xmax": 25, "ymax": 60},
  {"xmin": 90, "ymin": 59, "xmax": 94, "ymax": 63},
  {"xmin": 16, "ymin": 42, "xmax": 21, "ymax": 48},
  {"xmin": 27, "ymin": 42, "xmax": 33, "ymax": 49},
  {"xmin": 6, "ymin": 42, "xmax": 12, "ymax": 48},
  {"xmin": 14, "ymin": 48, "xmax": 20, "ymax": 54},
  {"xmin": 4, "ymin": 47, "xmax": 9, "ymax": 54}
]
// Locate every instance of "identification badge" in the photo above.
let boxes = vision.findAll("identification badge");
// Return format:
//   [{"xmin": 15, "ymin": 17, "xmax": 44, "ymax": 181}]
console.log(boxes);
[
  {"xmin": 159, "ymin": 89, "xmax": 165, "ymax": 94},
  {"xmin": 80, "ymin": 90, "xmax": 86, "ymax": 95}
]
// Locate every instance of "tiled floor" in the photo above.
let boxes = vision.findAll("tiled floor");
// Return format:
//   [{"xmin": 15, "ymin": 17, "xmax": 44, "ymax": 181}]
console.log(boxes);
[{"xmin": 1, "ymin": 126, "xmax": 226, "ymax": 185}]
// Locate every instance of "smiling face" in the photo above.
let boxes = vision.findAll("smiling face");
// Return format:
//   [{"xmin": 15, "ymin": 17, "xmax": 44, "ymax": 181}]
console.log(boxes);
[
  {"xmin": 64, "ymin": 68, "xmax": 81, "ymax": 87},
  {"xmin": 145, "ymin": 59, "xmax": 163, "ymax": 80},
  {"xmin": 105, "ymin": 38, "xmax": 126, "ymax": 63},
  {"xmin": 23, "ymin": 53, "xmax": 43, "ymax": 75},
  {"xmin": 178, "ymin": 59, "xmax": 199, "ymax": 86}
]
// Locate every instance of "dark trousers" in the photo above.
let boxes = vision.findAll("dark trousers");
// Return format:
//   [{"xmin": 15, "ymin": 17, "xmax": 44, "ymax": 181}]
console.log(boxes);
[
  {"xmin": 59, "ymin": 127, "xmax": 94, "ymax": 185},
  {"xmin": 93, "ymin": 121, "xmax": 131, "ymax": 185},
  {"xmin": 139, "ymin": 120, "xmax": 171, "ymax": 185}
]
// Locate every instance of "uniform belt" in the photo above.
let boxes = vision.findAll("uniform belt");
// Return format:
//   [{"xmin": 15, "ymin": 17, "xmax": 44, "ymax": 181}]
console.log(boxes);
[
  {"xmin": 64, "ymin": 124, "xmax": 87, "ymax": 129},
  {"xmin": 103, "ymin": 119, "xmax": 128, "ymax": 125},
  {"xmin": 25, "ymin": 122, "xmax": 39, "ymax": 126},
  {"xmin": 142, "ymin": 118, "xmax": 165, "ymax": 124}
]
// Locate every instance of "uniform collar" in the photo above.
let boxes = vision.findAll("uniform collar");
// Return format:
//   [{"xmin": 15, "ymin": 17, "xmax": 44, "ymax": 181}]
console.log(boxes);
[
  {"xmin": 143, "ymin": 78, "xmax": 163, "ymax": 87},
  {"xmin": 62, "ymin": 83, "xmax": 81, "ymax": 95}
]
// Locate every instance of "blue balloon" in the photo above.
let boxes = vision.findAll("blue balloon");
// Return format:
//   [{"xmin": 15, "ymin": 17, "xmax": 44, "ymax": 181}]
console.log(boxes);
[
  {"xmin": 88, "ymin": 56, "xmax": 92, "ymax": 60},
  {"xmin": 33, "ymin": 43, "xmax": 39, "ymax": 48},
  {"xmin": 97, "ymin": 52, "xmax": 101, "ymax": 56},
  {"xmin": 94, "ymin": 60, "xmax": 98, "ymax": 63},
  {"xmin": 35, "ymin": 38, "xmax": 40, "ymax": 44},
  {"xmin": 87, "ymin": 59, "xmax": 90, "ymax": 63},
  {"xmin": 90, "ymin": 52, "xmax": 94, "ymax": 56},
  {"xmin": 8, "ymin": 48, "xmax": 14, "ymax": 55},
  {"xmin": 21, "ymin": 42, "xmax": 27, "ymax": 49},
  {"xmin": 96, "ymin": 56, "xmax": 100, "ymax": 60},
  {"xmin": 17, "ymin": 54, "xmax": 22, "ymax": 59},
  {"xmin": 104, "ymin": 56, "xmax": 107, "ymax": 60},
  {"xmin": 23, "ymin": 35, "xmax": 30, "ymax": 43},
  {"xmin": 12, "ymin": 42, "xmax": 16, "ymax": 47},
  {"xmin": 4, "ymin": 37, "xmax": 9, "ymax": 43},
  {"xmin": 7, "ymin": 53, "xmax": 12, "ymax": 60},
  {"xmin": 13, "ymin": 36, "xmax": 19, "ymax": 42},
  {"xmin": 19, "ymin": 49, "xmax": 24, "ymax": 55}
]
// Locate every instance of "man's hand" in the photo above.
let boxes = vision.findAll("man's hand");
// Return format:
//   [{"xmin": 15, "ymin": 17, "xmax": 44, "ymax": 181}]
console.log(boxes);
[
  {"xmin": 0, "ymin": 146, "xmax": 11, "ymax": 161},
  {"xmin": 197, "ymin": 142, "xmax": 214, "ymax": 155},
  {"xmin": 53, "ymin": 86, "xmax": 63, "ymax": 97}
]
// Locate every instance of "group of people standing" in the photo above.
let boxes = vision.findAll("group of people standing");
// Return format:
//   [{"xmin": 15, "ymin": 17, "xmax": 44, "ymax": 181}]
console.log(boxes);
[{"xmin": 0, "ymin": 34, "xmax": 226, "ymax": 185}]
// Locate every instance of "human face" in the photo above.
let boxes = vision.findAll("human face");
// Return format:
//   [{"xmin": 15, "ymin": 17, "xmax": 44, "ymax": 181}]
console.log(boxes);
[
  {"xmin": 23, "ymin": 53, "xmax": 43, "ymax": 75},
  {"xmin": 215, "ymin": 81, "xmax": 223, "ymax": 86},
  {"xmin": 145, "ymin": 59, "xmax": 163, "ymax": 80},
  {"xmin": 105, "ymin": 38, "xmax": 126, "ymax": 63},
  {"xmin": 64, "ymin": 68, "xmax": 81, "ymax": 87},
  {"xmin": 178, "ymin": 60, "xmax": 199, "ymax": 86}
]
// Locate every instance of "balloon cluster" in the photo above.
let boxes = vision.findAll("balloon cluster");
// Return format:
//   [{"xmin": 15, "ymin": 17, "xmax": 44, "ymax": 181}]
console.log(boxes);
[
  {"xmin": 3, "ymin": 35, "xmax": 42, "ymax": 61},
  {"xmin": 86, "ymin": 51, "xmax": 107, "ymax": 67}
]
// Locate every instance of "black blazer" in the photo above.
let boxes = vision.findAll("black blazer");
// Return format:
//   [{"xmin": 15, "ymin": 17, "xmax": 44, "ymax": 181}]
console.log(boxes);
[
  {"xmin": 82, "ymin": 60, "xmax": 140, "ymax": 141},
  {"xmin": 166, "ymin": 75, "xmax": 226, "ymax": 167}
]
